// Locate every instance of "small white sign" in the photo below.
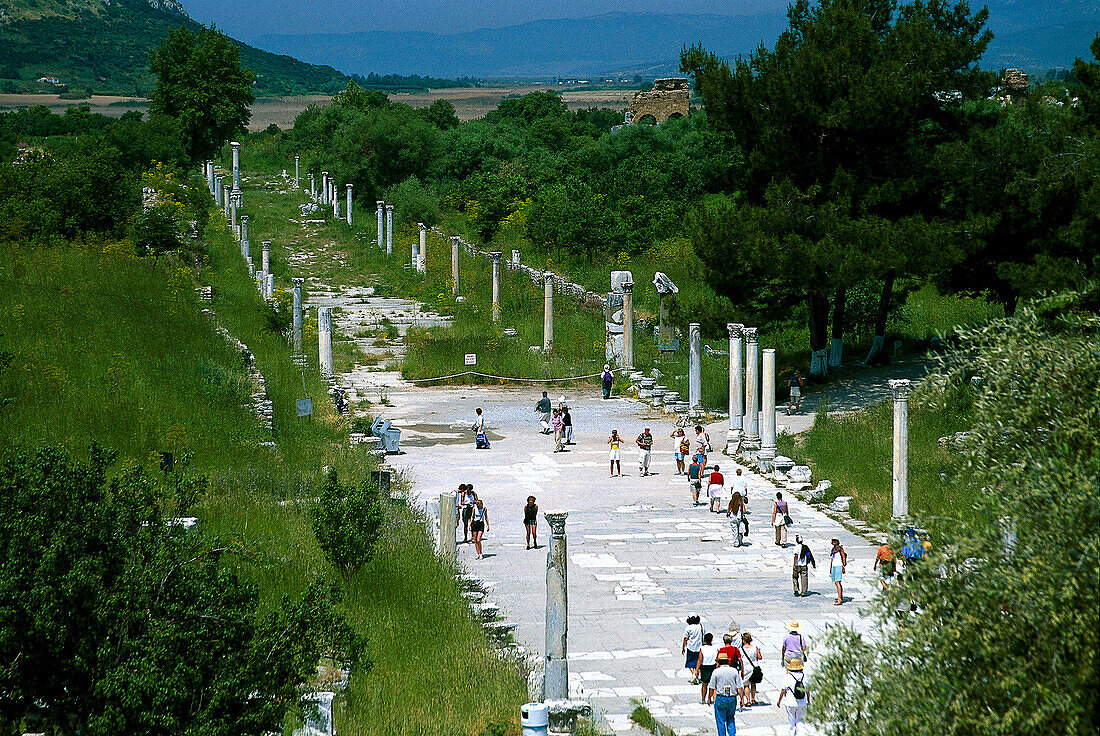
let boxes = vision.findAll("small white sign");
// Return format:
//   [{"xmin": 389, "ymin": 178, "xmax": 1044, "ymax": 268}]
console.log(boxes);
[{"xmin": 464, "ymin": 353, "xmax": 477, "ymax": 365}]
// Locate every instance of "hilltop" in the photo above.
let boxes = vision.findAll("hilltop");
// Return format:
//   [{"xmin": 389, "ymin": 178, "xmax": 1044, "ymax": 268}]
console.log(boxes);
[{"xmin": 0, "ymin": 0, "xmax": 350, "ymax": 96}]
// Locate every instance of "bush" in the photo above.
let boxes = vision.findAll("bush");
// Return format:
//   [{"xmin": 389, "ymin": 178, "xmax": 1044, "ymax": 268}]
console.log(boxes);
[{"xmin": 309, "ymin": 468, "xmax": 387, "ymax": 575}]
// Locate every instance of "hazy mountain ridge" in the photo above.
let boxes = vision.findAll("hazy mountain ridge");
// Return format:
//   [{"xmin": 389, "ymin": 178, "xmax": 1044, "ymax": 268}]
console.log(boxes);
[
  {"xmin": 0, "ymin": 0, "xmax": 349, "ymax": 95},
  {"xmin": 255, "ymin": 3, "xmax": 1100, "ymax": 79}
]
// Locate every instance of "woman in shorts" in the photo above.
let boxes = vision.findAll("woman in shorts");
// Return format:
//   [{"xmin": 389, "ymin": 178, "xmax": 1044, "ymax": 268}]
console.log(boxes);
[
  {"xmin": 670, "ymin": 428, "xmax": 688, "ymax": 475},
  {"xmin": 524, "ymin": 496, "xmax": 538, "ymax": 549},
  {"xmin": 681, "ymin": 614, "xmax": 704, "ymax": 684},
  {"xmin": 697, "ymin": 632, "xmax": 719, "ymax": 703},
  {"xmin": 608, "ymin": 430, "xmax": 622, "ymax": 477},
  {"xmin": 470, "ymin": 499, "xmax": 490, "ymax": 560},
  {"xmin": 740, "ymin": 631, "xmax": 763, "ymax": 705}
]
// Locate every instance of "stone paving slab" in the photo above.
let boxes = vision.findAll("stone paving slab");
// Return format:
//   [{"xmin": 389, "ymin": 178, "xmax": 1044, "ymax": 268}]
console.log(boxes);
[{"xmin": 379, "ymin": 385, "xmax": 883, "ymax": 735}]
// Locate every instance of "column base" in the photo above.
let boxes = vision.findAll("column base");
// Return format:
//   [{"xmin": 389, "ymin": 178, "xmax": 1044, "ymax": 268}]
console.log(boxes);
[
  {"xmin": 757, "ymin": 447, "xmax": 776, "ymax": 473},
  {"xmin": 724, "ymin": 429, "xmax": 742, "ymax": 455}
]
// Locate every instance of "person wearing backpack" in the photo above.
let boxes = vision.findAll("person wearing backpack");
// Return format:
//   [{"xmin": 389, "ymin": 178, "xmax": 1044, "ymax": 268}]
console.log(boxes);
[
  {"xmin": 792, "ymin": 535, "xmax": 816, "ymax": 597},
  {"xmin": 776, "ymin": 657, "xmax": 809, "ymax": 735}
]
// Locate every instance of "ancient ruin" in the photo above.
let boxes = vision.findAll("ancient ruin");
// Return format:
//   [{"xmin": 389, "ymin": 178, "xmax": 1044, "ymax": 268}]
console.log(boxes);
[{"xmin": 625, "ymin": 78, "xmax": 690, "ymax": 125}]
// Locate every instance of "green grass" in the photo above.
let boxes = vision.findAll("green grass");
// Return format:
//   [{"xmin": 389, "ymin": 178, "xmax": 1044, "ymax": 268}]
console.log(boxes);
[
  {"xmin": 0, "ymin": 192, "xmax": 527, "ymax": 733},
  {"xmin": 776, "ymin": 383, "xmax": 977, "ymax": 527},
  {"xmin": 629, "ymin": 700, "xmax": 677, "ymax": 736}
]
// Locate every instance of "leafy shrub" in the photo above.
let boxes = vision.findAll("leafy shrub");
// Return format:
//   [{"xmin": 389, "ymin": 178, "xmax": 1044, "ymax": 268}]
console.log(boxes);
[{"xmin": 309, "ymin": 468, "xmax": 387, "ymax": 575}]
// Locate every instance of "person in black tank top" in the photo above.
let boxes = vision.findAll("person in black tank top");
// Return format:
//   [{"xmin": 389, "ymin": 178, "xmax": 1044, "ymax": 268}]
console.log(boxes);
[{"xmin": 524, "ymin": 496, "xmax": 538, "ymax": 549}]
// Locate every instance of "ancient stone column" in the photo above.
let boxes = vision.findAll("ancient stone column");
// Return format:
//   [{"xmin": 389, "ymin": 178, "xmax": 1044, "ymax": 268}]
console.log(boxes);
[
  {"xmin": 490, "ymin": 251, "xmax": 503, "ymax": 323},
  {"xmin": 726, "ymin": 323, "xmax": 744, "ymax": 451},
  {"xmin": 206, "ymin": 160, "xmax": 215, "ymax": 193},
  {"xmin": 265, "ymin": 272, "xmax": 274, "ymax": 300},
  {"xmin": 318, "ymin": 306, "xmax": 334, "ymax": 377},
  {"xmin": 230, "ymin": 192, "xmax": 238, "ymax": 231},
  {"xmin": 308, "ymin": 173, "xmax": 316, "ymax": 200},
  {"xmin": 439, "ymin": 491, "xmax": 457, "ymax": 565},
  {"xmin": 261, "ymin": 241, "xmax": 271, "ymax": 274},
  {"xmin": 743, "ymin": 327, "xmax": 760, "ymax": 447},
  {"xmin": 451, "ymin": 236, "xmax": 461, "ymax": 296},
  {"xmin": 323, "ymin": 173, "xmax": 332, "ymax": 205},
  {"xmin": 294, "ymin": 155, "xmax": 300, "ymax": 189},
  {"xmin": 891, "ymin": 379, "xmax": 911, "ymax": 517},
  {"xmin": 376, "ymin": 201, "xmax": 385, "ymax": 248},
  {"xmin": 332, "ymin": 184, "xmax": 340, "ymax": 219},
  {"xmin": 345, "ymin": 184, "xmax": 353, "ymax": 226},
  {"xmin": 240, "ymin": 215, "xmax": 250, "ymax": 259},
  {"xmin": 292, "ymin": 278, "xmax": 304, "ymax": 352},
  {"xmin": 543, "ymin": 272, "xmax": 554, "ymax": 353},
  {"xmin": 417, "ymin": 223, "xmax": 427, "ymax": 273},
  {"xmin": 760, "ymin": 348, "xmax": 777, "ymax": 465},
  {"xmin": 622, "ymin": 282, "xmax": 635, "ymax": 369},
  {"xmin": 688, "ymin": 322, "xmax": 702, "ymax": 408},
  {"xmin": 544, "ymin": 511, "xmax": 569, "ymax": 701},
  {"xmin": 215, "ymin": 175, "xmax": 223, "ymax": 207},
  {"xmin": 230, "ymin": 141, "xmax": 240, "ymax": 190},
  {"xmin": 511, "ymin": 249, "xmax": 521, "ymax": 269},
  {"xmin": 385, "ymin": 205, "xmax": 394, "ymax": 255}
]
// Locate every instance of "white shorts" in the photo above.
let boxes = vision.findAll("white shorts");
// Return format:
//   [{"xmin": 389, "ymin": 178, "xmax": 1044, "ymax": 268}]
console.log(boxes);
[
  {"xmin": 708, "ymin": 484, "xmax": 723, "ymax": 499},
  {"xmin": 609, "ymin": 449, "xmax": 621, "ymax": 461},
  {"xmin": 790, "ymin": 387, "xmax": 801, "ymax": 401}
]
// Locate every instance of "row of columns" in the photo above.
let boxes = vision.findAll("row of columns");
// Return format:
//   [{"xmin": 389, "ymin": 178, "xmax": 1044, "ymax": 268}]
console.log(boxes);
[{"xmin": 723, "ymin": 325, "xmax": 774, "ymax": 458}]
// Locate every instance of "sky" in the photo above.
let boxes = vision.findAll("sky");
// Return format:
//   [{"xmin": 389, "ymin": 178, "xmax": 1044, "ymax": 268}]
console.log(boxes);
[{"xmin": 183, "ymin": 0, "xmax": 790, "ymax": 38}]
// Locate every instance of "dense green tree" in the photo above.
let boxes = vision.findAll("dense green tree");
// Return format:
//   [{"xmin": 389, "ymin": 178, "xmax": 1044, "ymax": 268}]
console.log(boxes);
[
  {"xmin": 422, "ymin": 98, "xmax": 460, "ymax": 130},
  {"xmin": 809, "ymin": 290, "xmax": 1100, "ymax": 736},
  {"xmin": 309, "ymin": 468, "xmax": 386, "ymax": 576},
  {"xmin": 387, "ymin": 175, "xmax": 442, "ymax": 227},
  {"xmin": 0, "ymin": 446, "xmax": 361, "ymax": 735},
  {"xmin": 149, "ymin": 25, "xmax": 255, "ymax": 163},
  {"xmin": 682, "ymin": 0, "xmax": 992, "ymax": 373},
  {"xmin": 1073, "ymin": 35, "xmax": 1100, "ymax": 126}
]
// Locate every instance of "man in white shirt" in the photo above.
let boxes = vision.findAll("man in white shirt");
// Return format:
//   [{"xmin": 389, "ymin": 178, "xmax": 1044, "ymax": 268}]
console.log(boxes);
[
  {"xmin": 708, "ymin": 652, "xmax": 744, "ymax": 736},
  {"xmin": 730, "ymin": 468, "xmax": 750, "ymax": 510},
  {"xmin": 776, "ymin": 657, "xmax": 809, "ymax": 735}
]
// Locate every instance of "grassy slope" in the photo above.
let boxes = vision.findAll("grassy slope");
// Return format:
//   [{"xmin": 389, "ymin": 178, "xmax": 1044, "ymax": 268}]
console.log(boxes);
[
  {"xmin": 0, "ymin": 188, "xmax": 526, "ymax": 733},
  {"xmin": 0, "ymin": 0, "xmax": 349, "ymax": 95},
  {"xmin": 777, "ymin": 385, "xmax": 977, "ymax": 526}
]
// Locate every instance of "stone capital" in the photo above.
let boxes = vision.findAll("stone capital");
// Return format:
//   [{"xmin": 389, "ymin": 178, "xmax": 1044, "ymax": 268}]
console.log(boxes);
[
  {"xmin": 292, "ymin": 278, "xmax": 304, "ymax": 287},
  {"xmin": 727, "ymin": 322, "xmax": 744, "ymax": 338},
  {"xmin": 621, "ymin": 281, "xmax": 633, "ymax": 293},
  {"xmin": 544, "ymin": 271, "xmax": 555, "ymax": 284},
  {"xmin": 419, "ymin": 222, "xmax": 426, "ymax": 231},
  {"xmin": 742, "ymin": 326, "xmax": 759, "ymax": 343},
  {"xmin": 230, "ymin": 141, "xmax": 240, "ymax": 148},
  {"xmin": 262, "ymin": 241, "xmax": 271, "ymax": 249},
  {"xmin": 240, "ymin": 214, "xmax": 249, "ymax": 222},
  {"xmin": 890, "ymin": 378, "xmax": 911, "ymax": 400},
  {"xmin": 376, "ymin": 200, "xmax": 384, "ymax": 207},
  {"xmin": 385, "ymin": 204, "xmax": 394, "ymax": 212},
  {"xmin": 346, "ymin": 183, "xmax": 353, "ymax": 190},
  {"xmin": 544, "ymin": 511, "xmax": 569, "ymax": 537},
  {"xmin": 489, "ymin": 251, "xmax": 503, "ymax": 263}
]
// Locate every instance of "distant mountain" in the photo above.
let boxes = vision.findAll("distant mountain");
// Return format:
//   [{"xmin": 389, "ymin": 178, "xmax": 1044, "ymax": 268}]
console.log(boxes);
[
  {"xmin": 255, "ymin": 3, "xmax": 1099, "ymax": 79},
  {"xmin": 0, "ymin": 0, "xmax": 351, "ymax": 96}
]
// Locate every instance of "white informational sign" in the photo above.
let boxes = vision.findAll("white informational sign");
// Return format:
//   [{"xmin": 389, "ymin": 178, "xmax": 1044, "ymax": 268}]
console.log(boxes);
[{"xmin": 464, "ymin": 353, "xmax": 477, "ymax": 366}]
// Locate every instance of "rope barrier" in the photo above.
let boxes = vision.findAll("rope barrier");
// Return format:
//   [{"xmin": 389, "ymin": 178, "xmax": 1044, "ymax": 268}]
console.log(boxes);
[{"xmin": 405, "ymin": 368, "xmax": 627, "ymax": 384}]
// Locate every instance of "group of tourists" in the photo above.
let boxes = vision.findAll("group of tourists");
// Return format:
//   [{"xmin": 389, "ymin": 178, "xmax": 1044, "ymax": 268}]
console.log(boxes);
[
  {"xmin": 453, "ymin": 483, "xmax": 490, "ymax": 559},
  {"xmin": 533, "ymin": 391, "xmax": 574, "ymax": 452},
  {"xmin": 682, "ymin": 616, "xmax": 808, "ymax": 736}
]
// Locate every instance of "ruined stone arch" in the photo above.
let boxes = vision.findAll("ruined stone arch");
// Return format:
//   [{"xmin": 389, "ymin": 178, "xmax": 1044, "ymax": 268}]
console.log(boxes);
[{"xmin": 626, "ymin": 78, "xmax": 690, "ymax": 125}]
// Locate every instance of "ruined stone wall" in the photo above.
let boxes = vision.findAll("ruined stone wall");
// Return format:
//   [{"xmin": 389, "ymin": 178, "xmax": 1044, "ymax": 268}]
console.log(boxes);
[{"xmin": 626, "ymin": 77, "xmax": 690, "ymax": 125}]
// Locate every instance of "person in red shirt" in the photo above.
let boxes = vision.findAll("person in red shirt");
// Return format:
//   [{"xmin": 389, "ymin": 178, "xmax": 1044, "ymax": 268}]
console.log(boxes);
[
  {"xmin": 707, "ymin": 465, "xmax": 726, "ymax": 512},
  {"xmin": 717, "ymin": 631, "xmax": 743, "ymax": 680}
]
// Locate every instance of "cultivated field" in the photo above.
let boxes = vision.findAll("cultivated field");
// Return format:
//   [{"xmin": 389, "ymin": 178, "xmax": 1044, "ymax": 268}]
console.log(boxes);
[{"xmin": 0, "ymin": 85, "xmax": 636, "ymax": 130}]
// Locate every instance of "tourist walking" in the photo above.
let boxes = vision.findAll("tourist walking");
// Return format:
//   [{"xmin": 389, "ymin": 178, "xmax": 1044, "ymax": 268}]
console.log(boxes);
[
  {"xmin": 730, "ymin": 467, "xmax": 749, "ymax": 510},
  {"xmin": 771, "ymin": 492, "xmax": 790, "ymax": 546},
  {"xmin": 830, "ymin": 537, "xmax": 847, "ymax": 605},
  {"xmin": 718, "ymin": 632, "xmax": 743, "ymax": 680},
  {"xmin": 740, "ymin": 632, "xmax": 764, "ymax": 706},
  {"xmin": 535, "ymin": 391, "xmax": 552, "ymax": 433},
  {"xmin": 470, "ymin": 498, "xmax": 489, "ymax": 559},
  {"xmin": 874, "ymin": 541, "xmax": 896, "ymax": 589},
  {"xmin": 707, "ymin": 465, "xmax": 725, "ymax": 512},
  {"xmin": 697, "ymin": 633, "xmax": 720, "ymax": 703},
  {"xmin": 459, "ymin": 484, "xmax": 478, "ymax": 543},
  {"xmin": 524, "ymin": 496, "xmax": 538, "ymax": 549},
  {"xmin": 694, "ymin": 425, "xmax": 710, "ymax": 470},
  {"xmin": 562, "ymin": 405, "xmax": 574, "ymax": 444},
  {"xmin": 727, "ymin": 488, "xmax": 748, "ymax": 546},
  {"xmin": 777, "ymin": 657, "xmax": 809, "ymax": 735},
  {"xmin": 787, "ymin": 371, "xmax": 804, "ymax": 414},
  {"xmin": 551, "ymin": 409, "xmax": 565, "ymax": 452},
  {"xmin": 472, "ymin": 407, "xmax": 490, "ymax": 449},
  {"xmin": 708, "ymin": 652, "xmax": 744, "ymax": 736},
  {"xmin": 636, "ymin": 427, "xmax": 653, "ymax": 476},
  {"xmin": 687, "ymin": 456, "xmax": 702, "ymax": 506},
  {"xmin": 670, "ymin": 428, "xmax": 688, "ymax": 475},
  {"xmin": 792, "ymin": 535, "xmax": 816, "ymax": 597},
  {"xmin": 780, "ymin": 621, "xmax": 807, "ymax": 670},
  {"xmin": 681, "ymin": 614, "xmax": 704, "ymax": 684},
  {"xmin": 601, "ymin": 364, "xmax": 614, "ymax": 399},
  {"xmin": 608, "ymin": 430, "xmax": 622, "ymax": 477}
]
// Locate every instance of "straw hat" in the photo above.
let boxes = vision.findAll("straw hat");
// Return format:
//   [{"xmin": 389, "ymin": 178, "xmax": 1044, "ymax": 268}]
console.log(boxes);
[
  {"xmin": 788, "ymin": 620, "xmax": 800, "ymax": 631},
  {"xmin": 787, "ymin": 658, "xmax": 804, "ymax": 672}
]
